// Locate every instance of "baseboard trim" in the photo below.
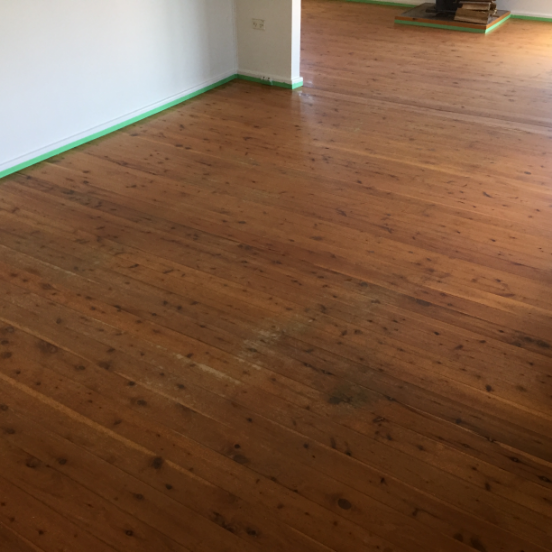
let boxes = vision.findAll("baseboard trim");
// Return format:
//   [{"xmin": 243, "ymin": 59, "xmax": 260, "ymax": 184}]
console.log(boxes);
[
  {"xmin": 0, "ymin": 71, "xmax": 303, "ymax": 181},
  {"xmin": 237, "ymin": 74, "xmax": 304, "ymax": 89}
]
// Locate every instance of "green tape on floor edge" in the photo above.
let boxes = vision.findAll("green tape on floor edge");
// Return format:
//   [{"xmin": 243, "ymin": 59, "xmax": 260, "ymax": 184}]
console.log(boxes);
[
  {"xmin": 0, "ymin": 72, "xmax": 303, "ymax": 181},
  {"xmin": 395, "ymin": 19, "xmax": 485, "ymax": 32},
  {"xmin": 396, "ymin": 13, "xmax": 511, "ymax": 33},
  {"xmin": 0, "ymin": 74, "xmax": 238, "ymax": 181},
  {"xmin": 512, "ymin": 15, "xmax": 552, "ymax": 22},
  {"xmin": 343, "ymin": 0, "xmax": 417, "ymax": 7},
  {"xmin": 485, "ymin": 13, "xmax": 512, "ymax": 32},
  {"xmin": 341, "ymin": 0, "xmax": 552, "ymax": 22}
]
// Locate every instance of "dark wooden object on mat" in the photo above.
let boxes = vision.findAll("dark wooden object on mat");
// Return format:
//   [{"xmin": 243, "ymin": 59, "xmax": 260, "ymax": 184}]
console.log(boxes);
[{"xmin": 436, "ymin": 0, "xmax": 461, "ymax": 13}]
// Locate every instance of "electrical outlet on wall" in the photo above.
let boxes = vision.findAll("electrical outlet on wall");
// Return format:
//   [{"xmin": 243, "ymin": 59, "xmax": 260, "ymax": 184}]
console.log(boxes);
[{"xmin": 252, "ymin": 19, "xmax": 265, "ymax": 30}]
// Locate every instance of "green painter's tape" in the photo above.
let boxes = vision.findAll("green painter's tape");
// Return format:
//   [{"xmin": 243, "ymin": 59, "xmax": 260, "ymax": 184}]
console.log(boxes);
[
  {"xmin": 484, "ymin": 14, "xmax": 512, "ymax": 32},
  {"xmin": 0, "ymin": 75, "xmax": 236, "ymax": 181},
  {"xmin": 396, "ymin": 19, "xmax": 484, "ymax": 32},
  {"xmin": 344, "ymin": 0, "xmax": 416, "ymax": 7},
  {"xmin": 396, "ymin": 13, "xmax": 511, "ymax": 33},
  {"xmin": 0, "ymin": 72, "xmax": 302, "ymax": 181},
  {"xmin": 237, "ymin": 74, "xmax": 303, "ymax": 89},
  {"xmin": 512, "ymin": 15, "xmax": 552, "ymax": 22}
]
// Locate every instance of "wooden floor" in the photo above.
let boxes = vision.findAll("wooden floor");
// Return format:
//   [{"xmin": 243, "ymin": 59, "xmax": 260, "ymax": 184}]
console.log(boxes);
[{"xmin": 1, "ymin": 1, "xmax": 552, "ymax": 551}]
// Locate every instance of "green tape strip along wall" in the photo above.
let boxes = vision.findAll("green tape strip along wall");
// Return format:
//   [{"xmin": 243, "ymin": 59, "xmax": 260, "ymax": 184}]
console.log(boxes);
[
  {"xmin": 0, "ymin": 74, "xmax": 302, "ymax": 181},
  {"xmin": 1, "ymin": 3, "xmax": 549, "ymax": 181},
  {"xmin": 396, "ymin": 13, "xmax": 511, "ymax": 33},
  {"xmin": 344, "ymin": 0, "xmax": 416, "ymax": 7},
  {"xmin": 512, "ymin": 14, "xmax": 552, "ymax": 22},
  {"xmin": 341, "ymin": 0, "xmax": 552, "ymax": 21}
]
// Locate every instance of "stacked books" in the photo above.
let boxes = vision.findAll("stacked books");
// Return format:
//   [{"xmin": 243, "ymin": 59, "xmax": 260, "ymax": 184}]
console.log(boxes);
[{"xmin": 454, "ymin": 1, "xmax": 497, "ymax": 24}]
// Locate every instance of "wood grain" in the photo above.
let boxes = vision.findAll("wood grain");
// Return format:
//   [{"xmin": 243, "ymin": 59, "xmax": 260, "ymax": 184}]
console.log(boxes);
[{"xmin": 1, "ymin": 1, "xmax": 551, "ymax": 551}]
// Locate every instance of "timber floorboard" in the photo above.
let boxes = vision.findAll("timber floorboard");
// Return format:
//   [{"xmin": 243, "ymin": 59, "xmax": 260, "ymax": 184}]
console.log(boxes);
[{"xmin": 1, "ymin": 1, "xmax": 552, "ymax": 551}]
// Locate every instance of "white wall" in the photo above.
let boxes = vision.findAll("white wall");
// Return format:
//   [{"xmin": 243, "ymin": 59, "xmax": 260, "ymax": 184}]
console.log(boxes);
[
  {"xmin": 499, "ymin": 0, "xmax": 552, "ymax": 17},
  {"xmin": 369, "ymin": 0, "xmax": 552, "ymax": 17},
  {"xmin": 235, "ymin": 0, "xmax": 303, "ymax": 86},
  {"xmin": 292, "ymin": 0, "xmax": 303, "ymax": 80},
  {"xmin": 0, "ymin": 0, "xmax": 238, "ymax": 174}
]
